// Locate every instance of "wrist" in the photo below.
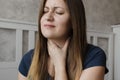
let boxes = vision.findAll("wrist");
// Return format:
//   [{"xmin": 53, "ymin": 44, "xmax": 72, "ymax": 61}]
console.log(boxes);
[
  {"xmin": 54, "ymin": 63, "xmax": 68, "ymax": 80},
  {"xmin": 54, "ymin": 60, "xmax": 66, "ymax": 68}
]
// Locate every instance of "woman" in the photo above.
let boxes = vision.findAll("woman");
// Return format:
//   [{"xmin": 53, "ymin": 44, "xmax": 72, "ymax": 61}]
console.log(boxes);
[{"xmin": 18, "ymin": 0, "xmax": 108, "ymax": 80}]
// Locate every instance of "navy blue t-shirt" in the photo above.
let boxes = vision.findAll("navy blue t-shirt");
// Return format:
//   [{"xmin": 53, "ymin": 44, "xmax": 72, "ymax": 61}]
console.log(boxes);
[{"xmin": 18, "ymin": 44, "xmax": 108, "ymax": 78}]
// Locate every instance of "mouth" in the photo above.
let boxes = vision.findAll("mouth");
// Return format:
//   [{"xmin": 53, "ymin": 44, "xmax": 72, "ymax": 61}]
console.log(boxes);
[{"xmin": 44, "ymin": 24, "xmax": 55, "ymax": 28}]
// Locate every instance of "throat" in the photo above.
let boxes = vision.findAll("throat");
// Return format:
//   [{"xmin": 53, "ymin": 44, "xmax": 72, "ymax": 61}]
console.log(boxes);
[{"xmin": 49, "ymin": 39, "xmax": 66, "ymax": 48}]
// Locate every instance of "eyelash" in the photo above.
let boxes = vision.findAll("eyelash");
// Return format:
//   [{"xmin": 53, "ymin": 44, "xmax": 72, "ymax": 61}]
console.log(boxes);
[
  {"xmin": 55, "ymin": 11, "xmax": 63, "ymax": 15},
  {"xmin": 43, "ymin": 10, "xmax": 48, "ymax": 13},
  {"xmin": 43, "ymin": 9, "xmax": 63, "ymax": 15}
]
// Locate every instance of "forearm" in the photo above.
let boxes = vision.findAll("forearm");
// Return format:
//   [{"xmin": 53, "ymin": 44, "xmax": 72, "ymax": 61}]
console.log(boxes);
[{"xmin": 54, "ymin": 63, "xmax": 68, "ymax": 80}]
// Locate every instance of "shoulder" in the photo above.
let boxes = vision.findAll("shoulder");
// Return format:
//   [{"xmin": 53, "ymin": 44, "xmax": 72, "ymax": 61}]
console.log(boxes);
[
  {"xmin": 85, "ymin": 44, "xmax": 106, "ymax": 61},
  {"xmin": 18, "ymin": 49, "xmax": 34, "ymax": 77},
  {"xmin": 23, "ymin": 49, "xmax": 34, "ymax": 61},
  {"xmin": 83, "ymin": 44, "xmax": 108, "ymax": 73},
  {"xmin": 21, "ymin": 49, "xmax": 34, "ymax": 65},
  {"xmin": 86, "ymin": 44, "xmax": 105, "ymax": 55}
]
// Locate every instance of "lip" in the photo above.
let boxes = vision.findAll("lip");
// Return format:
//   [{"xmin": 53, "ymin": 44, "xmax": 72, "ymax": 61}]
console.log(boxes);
[{"xmin": 44, "ymin": 24, "xmax": 55, "ymax": 28}]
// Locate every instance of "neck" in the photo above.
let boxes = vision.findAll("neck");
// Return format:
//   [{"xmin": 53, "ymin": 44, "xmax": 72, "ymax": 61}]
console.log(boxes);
[{"xmin": 48, "ymin": 38, "xmax": 67, "ymax": 48}]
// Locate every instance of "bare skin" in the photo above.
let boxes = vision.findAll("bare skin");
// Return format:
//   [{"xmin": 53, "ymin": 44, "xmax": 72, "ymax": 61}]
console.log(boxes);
[
  {"xmin": 47, "ymin": 39, "xmax": 105, "ymax": 80},
  {"xmin": 47, "ymin": 39, "xmax": 69, "ymax": 80},
  {"xmin": 18, "ymin": 0, "xmax": 105, "ymax": 79}
]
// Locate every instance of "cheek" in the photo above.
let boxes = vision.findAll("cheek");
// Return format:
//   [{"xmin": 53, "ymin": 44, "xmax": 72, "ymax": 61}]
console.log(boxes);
[
  {"xmin": 57, "ymin": 16, "xmax": 69, "ymax": 27},
  {"xmin": 58, "ymin": 18, "xmax": 70, "ymax": 30},
  {"xmin": 40, "ymin": 17, "xmax": 44, "ymax": 26},
  {"xmin": 40, "ymin": 17, "xmax": 45, "ymax": 35},
  {"xmin": 56, "ymin": 19, "xmax": 70, "ymax": 35},
  {"xmin": 40, "ymin": 17, "xmax": 45, "ymax": 30}
]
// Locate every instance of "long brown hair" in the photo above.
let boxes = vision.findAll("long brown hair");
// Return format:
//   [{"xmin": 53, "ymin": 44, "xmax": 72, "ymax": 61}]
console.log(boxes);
[{"xmin": 27, "ymin": 0, "xmax": 87, "ymax": 80}]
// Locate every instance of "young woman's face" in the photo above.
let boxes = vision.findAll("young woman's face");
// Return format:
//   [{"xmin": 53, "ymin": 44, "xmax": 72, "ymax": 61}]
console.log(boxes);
[{"xmin": 41, "ymin": 0, "xmax": 71, "ymax": 40}]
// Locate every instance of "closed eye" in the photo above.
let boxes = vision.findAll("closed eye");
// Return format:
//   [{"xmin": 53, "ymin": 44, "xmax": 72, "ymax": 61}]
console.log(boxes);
[
  {"xmin": 55, "ymin": 11, "xmax": 64, "ymax": 15},
  {"xmin": 43, "ymin": 7, "xmax": 49, "ymax": 13}
]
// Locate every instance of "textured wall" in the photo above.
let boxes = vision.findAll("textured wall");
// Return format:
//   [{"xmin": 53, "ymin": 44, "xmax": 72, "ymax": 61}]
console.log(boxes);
[
  {"xmin": 0, "ymin": 0, "xmax": 117, "ymax": 79},
  {"xmin": 0, "ymin": 29, "xmax": 16, "ymax": 62},
  {"xmin": 83, "ymin": 0, "xmax": 120, "ymax": 32},
  {"xmin": 0, "ymin": 0, "xmax": 120, "ymax": 32},
  {"xmin": 0, "ymin": 0, "xmax": 40, "ymax": 23}
]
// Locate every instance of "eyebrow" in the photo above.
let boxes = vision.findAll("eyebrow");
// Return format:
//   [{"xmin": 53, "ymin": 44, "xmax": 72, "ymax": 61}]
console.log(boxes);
[{"xmin": 44, "ymin": 6, "xmax": 65, "ymax": 10}]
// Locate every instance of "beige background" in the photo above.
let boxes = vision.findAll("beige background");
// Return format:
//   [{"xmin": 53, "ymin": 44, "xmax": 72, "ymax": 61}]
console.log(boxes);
[
  {"xmin": 0, "ymin": 0, "xmax": 120, "ymax": 32},
  {"xmin": 0, "ymin": 0, "xmax": 119, "ymax": 80}
]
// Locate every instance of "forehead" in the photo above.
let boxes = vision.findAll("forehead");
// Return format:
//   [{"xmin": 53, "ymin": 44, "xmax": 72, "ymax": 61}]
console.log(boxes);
[{"xmin": 45, "ymin": 0, "xmax": 67, "ymax": 8}]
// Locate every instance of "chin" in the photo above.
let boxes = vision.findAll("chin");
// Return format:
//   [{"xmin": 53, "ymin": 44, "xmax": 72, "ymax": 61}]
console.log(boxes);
[{"xmin": 42, "ymin": 34, "xmax": 54, "ymax": 39}]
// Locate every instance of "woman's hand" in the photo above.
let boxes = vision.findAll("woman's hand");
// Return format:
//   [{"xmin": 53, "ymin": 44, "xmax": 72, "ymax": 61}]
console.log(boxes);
[
  {"xmin": 47, "ymin": 39, "xmax": 69, "ymax": 67},
  {"xmin": 47, "ymin": 39, "xmax": 69, "ymax": 80}
]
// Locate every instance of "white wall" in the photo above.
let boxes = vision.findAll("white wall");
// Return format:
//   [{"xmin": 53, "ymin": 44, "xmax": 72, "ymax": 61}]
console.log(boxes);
[
  {"xmin": 0, "ymin": 68, "xmax": 17, "ymax": 80},
  {"xmin": 113, "ymin": 25, "xmax": 120, "ymax": 80},
  {"xmin": 0, "ymin": 19, "xmax": 114, "ymax": 80},
  {"xmin": 0, "ymin": 0, "xmax": 120, "ymax": 33}
]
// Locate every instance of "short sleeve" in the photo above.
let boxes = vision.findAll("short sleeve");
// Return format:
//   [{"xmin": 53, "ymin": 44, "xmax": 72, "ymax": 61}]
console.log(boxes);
[
  {"xmin": 83, "ymin": 45, "xmax": 108, "ymax": 74},
  {"xmin": 18, "ymin": 49, "xmax": 34, "ymax": 77}
]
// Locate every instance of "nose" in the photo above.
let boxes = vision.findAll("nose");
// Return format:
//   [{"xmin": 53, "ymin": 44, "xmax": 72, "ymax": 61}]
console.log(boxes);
[{"xmin": 45, "ymin": 11, "xmax": 54, "ymax": 21}]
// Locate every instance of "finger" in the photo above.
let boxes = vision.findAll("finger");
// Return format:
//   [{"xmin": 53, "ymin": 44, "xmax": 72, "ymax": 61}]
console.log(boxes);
[
  {"xmin": 48, "ymin": 40, "xmax": 61, "ymax": 49},
  {"xmin": 47, "ymin": 40, "xmax": 55, "ymax": 50},
  {"xmin": 47, "ymin": 40, "xmax": 51, "ymax": 49},
  {"xmin": 47, "ymin": 40, "xmax": 54, "ymax": 52},
  {"xmin": 62, "ymin": 38, "xmax": 70, "ymax": 51},
  {"xmin": 47, "ymin": 40, "xmax": 56, "ymax": 56},
  {"xmin": 48, "ymin": 40, "xmax": 56, "ymax": 47},
  {"xmin": 47, "ymin": 40, "xmax": 51, "ymax": 52}
]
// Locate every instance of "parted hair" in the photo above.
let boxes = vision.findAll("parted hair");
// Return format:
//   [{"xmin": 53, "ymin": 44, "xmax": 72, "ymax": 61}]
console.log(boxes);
[{"xmin": 27, "ymin": 0, "xmax": 87, "ymax": 80}]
